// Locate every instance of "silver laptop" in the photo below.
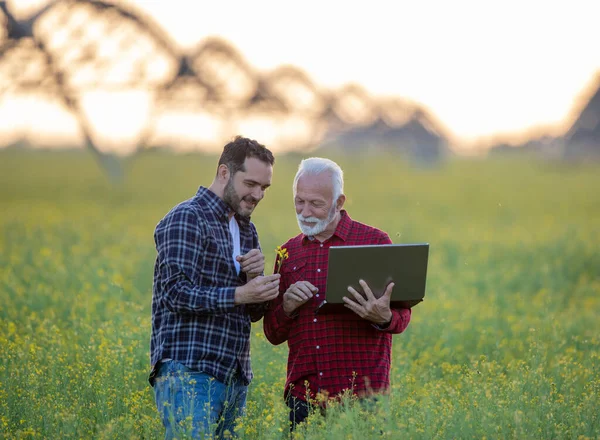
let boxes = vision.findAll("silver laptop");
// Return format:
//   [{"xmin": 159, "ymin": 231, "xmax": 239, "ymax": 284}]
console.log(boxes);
[{"xmin": 317, "ymin": 243, "xmax": 429, "ymax": 314}]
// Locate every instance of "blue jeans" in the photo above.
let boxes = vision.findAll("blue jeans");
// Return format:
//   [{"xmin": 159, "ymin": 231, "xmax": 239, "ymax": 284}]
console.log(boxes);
[{"xmin": 153, "ymin": 360, "xmax": 248, "ymax": 439}]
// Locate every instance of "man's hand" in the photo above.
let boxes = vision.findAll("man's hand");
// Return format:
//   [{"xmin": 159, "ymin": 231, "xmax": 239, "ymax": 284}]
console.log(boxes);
[
  {"xmin": 283, "ymin": 281, "xmax": 318, "ymax": 316},
  {"xmin": 343, "ymin": 280, "xmax": 394, "ymax": 325},
  {"xmin": 236, "ymin": 249, "xmax": 264, "ymax": 279},
  {"xmin": 234, "ymin": 273, "xmax": 280, "ymax": 305}
]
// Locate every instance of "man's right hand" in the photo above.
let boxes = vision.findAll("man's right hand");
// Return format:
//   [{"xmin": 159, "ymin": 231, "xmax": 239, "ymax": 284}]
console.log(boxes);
[
  {"xmin": 282, "ymin": 281, "xmax": 318, "ymax": 315},
  {"xmin": 234, "ymin": 273, "xmax": 281, "ymax": 305}
]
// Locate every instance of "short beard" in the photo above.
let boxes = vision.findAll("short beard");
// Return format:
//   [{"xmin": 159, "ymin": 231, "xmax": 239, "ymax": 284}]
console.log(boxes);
[
  {"xmin": 223, "ymin": 179, "xmax": 257, "ymax": 218},
  {"xmin": 296, "ymin": 202, "xmax": 337, "ymax": 237}
]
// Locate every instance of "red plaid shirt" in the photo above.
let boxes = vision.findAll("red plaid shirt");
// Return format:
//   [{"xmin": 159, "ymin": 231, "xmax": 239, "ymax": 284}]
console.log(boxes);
[{"xmin": 263, "ymin": 210, "xmax": 411, "ymax": 402}]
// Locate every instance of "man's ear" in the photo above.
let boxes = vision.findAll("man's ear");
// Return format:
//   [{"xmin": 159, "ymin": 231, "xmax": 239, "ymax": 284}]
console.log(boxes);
[
  {"xmin": 336, "ymin": 194, "xmax": 346, "ymax": 211},
  {"xmin": 217, "ymin": 164, "xmax": 230, "ymax": 182}
]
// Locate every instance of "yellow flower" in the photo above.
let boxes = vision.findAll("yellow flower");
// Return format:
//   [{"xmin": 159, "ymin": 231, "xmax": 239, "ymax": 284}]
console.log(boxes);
[{"xmin": 274, "ymin": 246, "xmax": 289, "ymax": 273}]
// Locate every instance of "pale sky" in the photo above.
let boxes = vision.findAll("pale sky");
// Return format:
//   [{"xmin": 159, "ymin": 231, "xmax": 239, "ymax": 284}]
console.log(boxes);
[{"xmin": 4, "ymin": 0, "xmax": 600, "ymax": 152}]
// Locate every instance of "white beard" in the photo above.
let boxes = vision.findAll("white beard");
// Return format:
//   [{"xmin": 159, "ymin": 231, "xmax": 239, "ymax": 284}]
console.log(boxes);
[
  {"xmin": 296, "ymin": 215, "xmax": 329, "ymax": 236},
  {"xmin": 296, "ymin": 205, "xmax": 337, "ymax": 237}
]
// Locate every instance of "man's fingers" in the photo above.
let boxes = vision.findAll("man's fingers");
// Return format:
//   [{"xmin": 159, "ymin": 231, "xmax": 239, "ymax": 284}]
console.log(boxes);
[
  {"xmin": 288, "ymin": 287, "xmax": 310, "ymax": 301},
  {"xmin": 342, "ymin": 296, "xmax": 356, "ymax": 307},
  {"xmin": 239, "ymin": 249, "xmax": 262, "ymax": 261},
  {"xmin": 347, "ymin": 286, "xmax": 367, "ymax": 305},
  {"xmin": 383, "ymin": 282, "xmax": 395, "ymax": 299},
  {"xmin": 343, "ymin": 294, "xmax": 362, "ymax": 308},
  {"xmin": 265, "ymin": 286, "xmax": 280, "ymax": 298},
  {"xmin": 242, "ymin": 253, "xmax": 263, "ymax": 264},
  {"xmin": 265, "ymin": 278, "xmax": 280, "ymax": 290},
  {"xmin": 342, "ymin": 297, "xmax": 365, "ymax": 316},
  {"xmin": 240, "ymin": 256, "xmax": 264, "ymax": 269},
  {"xmin": 254, "ymin": 277, "xmax": 280, "ymax": 296},
  {"xmin": 295, "ymin": 284, "xmax": 315, "ymax": 299},
  {"xmin": 284, "ymin": 291, "xmax": 304, "ymax": 304},
  {"xmin": 359, "ymin": 279, "xmax": 376, "ymax": 301},
  {"xmin": 306, "ymin": 282, "xmax": 319, "ymax": 293},
  {"xmin": 260, "ymin": 273, "xmax": 281, "ymax": 282},
  {"xmin": 242, "ymin": 261, "xmax": 264, "ymax": 274},
  {"xmin": 286, "ymin": 282, "xmax": 315, "ymax": 303},
  {"xmin": 264, "ymin": 281, "xmax": 280, "ymax": 293},
  {"xmin": 287, "ymin": 292, "xmax": 307, "ymax": 303}
]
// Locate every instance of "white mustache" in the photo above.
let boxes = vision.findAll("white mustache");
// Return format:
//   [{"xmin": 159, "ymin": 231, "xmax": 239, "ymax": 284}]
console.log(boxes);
[{"xmin": 297, "ymin": 215, "xmax": 320, "ymax": 223}]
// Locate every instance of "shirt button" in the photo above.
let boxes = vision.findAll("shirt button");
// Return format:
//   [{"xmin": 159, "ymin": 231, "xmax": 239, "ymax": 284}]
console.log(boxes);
[
  {"xmin": 317, "ymin": 268, "xmax": 321, "ymax": 273},
  {"xmin": 293, "ymin": 266, "xmax": 297, "ymax": 270},
  {"xmin": 316, "ymin": 345, "xmax": 320, "ymax": 349},
  {"xmin": 313, "ymin": 318, "xmax": 317, "ymax": 323},
  {"xmin": 315, "ymin": 294, "xmax": 319, "ymax": 298},
  {"xmin": 320, "ymin": 243, "xmax": 323, "ymax": 247},
  {"xmin": 319, "ymin": 372, "xmax": 323, "ymax": 376}
]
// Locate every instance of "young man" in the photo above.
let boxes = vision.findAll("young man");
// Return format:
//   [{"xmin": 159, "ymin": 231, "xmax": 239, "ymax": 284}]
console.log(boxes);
[
  {"xmin": 263, "ymin": 157, "xmax": 412, "ymax": 430},
  {"xmin": 150, "ymin": 136, "xmax": 281, "ymax": 438}
]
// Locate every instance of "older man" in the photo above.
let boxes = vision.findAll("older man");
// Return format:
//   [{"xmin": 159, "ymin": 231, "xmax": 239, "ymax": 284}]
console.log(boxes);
[{"xmin": 263, "ymin": 157, "xmax": 412, "ymax": 430}]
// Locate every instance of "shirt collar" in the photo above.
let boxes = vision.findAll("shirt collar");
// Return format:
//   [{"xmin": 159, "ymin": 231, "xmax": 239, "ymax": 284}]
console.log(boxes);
[
  {"xmin": 195, "ymin": 186, "xmax": 252, "ymax": 225},
  {"xmin": 302, "ymin": 209, "xmax": 351, "ymax": 244}
]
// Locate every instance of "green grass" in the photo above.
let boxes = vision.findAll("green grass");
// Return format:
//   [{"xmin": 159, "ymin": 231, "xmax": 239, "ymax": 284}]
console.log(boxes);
[{"xmin": 0, "ymin": 149, "xmax": 599, "ymax": 439}]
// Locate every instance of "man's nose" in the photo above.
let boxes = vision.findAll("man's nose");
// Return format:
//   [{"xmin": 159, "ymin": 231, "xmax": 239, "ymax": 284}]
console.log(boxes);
[
  {"xmin": 251, "ymin": 187, "xmax": 263, "ymax": 200},
  {"xmin": 301, "ymin": 204, "xmax": 312, "ymax": 218}
]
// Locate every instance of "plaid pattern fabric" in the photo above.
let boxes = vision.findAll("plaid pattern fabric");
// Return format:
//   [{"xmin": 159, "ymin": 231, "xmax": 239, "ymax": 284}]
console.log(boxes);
[
  {"xmin": 150, "ymin": 186, "xmax": 266, "ymax": 386},
  {"xmin": 264, "ymin": 211, "xmax": 412, "ymax": 401}
]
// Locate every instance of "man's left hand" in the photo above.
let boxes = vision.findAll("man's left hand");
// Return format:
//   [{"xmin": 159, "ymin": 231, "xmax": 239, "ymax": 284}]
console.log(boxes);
[
  {"xmin": 236, "ymin": 249, "xmax": 264, "ymax": 279},
  {"xmin": 343, "ymin": 280, "xmax": 394, "ymax": 325}
]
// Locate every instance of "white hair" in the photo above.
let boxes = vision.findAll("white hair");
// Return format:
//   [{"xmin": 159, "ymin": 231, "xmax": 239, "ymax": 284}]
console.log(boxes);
[{"xmin": 293, "ymin": 157, "xmax": 344, "ymax": 200}]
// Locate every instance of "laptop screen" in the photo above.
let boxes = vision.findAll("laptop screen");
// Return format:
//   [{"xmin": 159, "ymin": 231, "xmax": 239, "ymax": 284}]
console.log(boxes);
[{"xmin": 322, "ymin": 243, "xmax": 429, "ymax": 310}]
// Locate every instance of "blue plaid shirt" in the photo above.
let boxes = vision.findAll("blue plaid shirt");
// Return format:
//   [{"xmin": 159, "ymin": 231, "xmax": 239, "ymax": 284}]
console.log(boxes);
[{"xmin": 150, "ymin": 186, "xmax": 266, "ymax": 386}]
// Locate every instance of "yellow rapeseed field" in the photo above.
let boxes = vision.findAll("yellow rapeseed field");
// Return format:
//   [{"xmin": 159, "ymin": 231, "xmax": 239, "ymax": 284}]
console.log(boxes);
[{"xmin": 0, "ymin": 150, "xmax": 598, "ymax": 439}]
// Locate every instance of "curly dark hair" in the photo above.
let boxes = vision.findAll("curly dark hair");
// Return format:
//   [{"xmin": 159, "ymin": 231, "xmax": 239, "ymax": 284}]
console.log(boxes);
[{"xmin": 217, "ymin": 136, "xmax": 275, "ymax": 176}]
